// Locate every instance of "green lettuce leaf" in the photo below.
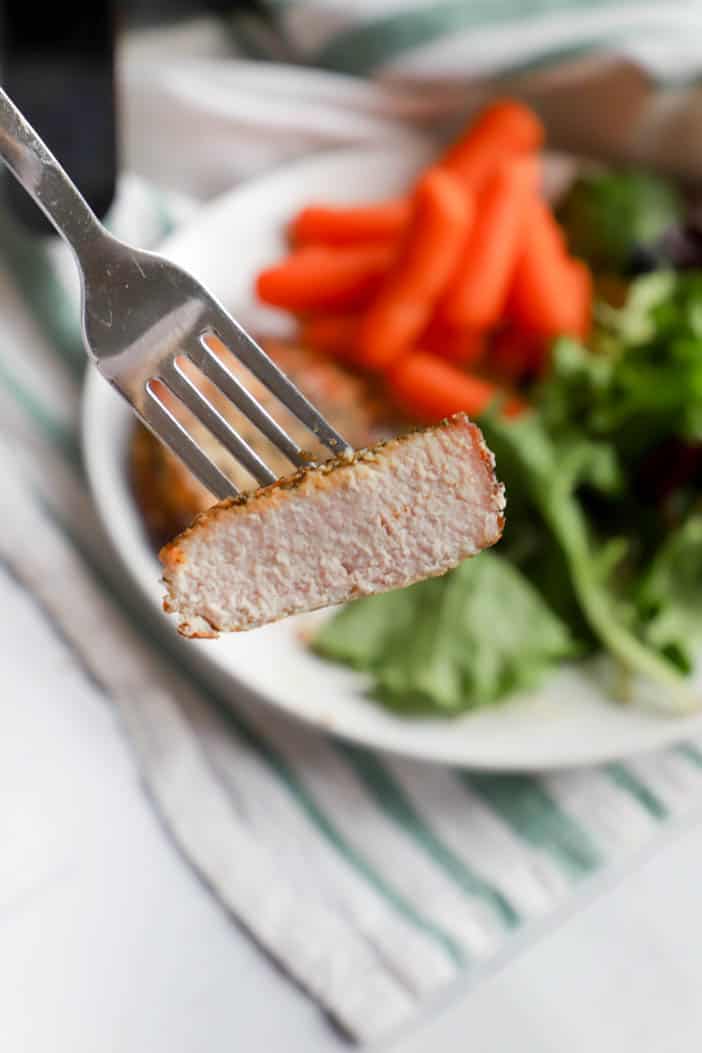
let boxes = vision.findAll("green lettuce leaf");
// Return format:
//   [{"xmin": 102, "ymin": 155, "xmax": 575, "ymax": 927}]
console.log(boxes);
[
  {"xmin": 582, "ymin": 272, "xmax": 702, "ymax": 447},
  {"xmin": 637, "ymin": 514, "xmax": 702, "ymax": 674},
  {"xmin": 557, "ymin": 171, "xmax": 682, "ymax": 272},
  {"xmin": 313, "ymin": 553, "xmax": 577, "ymax": 714},
  {"xmin": 482, "ymin": 409, "xmax": 699, "ymax": 711}
]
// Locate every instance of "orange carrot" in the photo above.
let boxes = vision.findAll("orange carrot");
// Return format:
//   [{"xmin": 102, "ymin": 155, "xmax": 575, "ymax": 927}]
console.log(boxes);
[
  {"xmin": 441, "ymin": 157, "xmax": 538, "ymax": 330},
  {"xmin": 490, "ymin": 325, "xmax": 543, "ymax": 381},
  {"xmin": 440, "ymin": 99, "xmax": 544, "ymax": 189},
  {"xmin": 299, "ymin": 313, "xmax": 360, "ymax": 357},
  {"xmin": 256, "ymin": 244, "xmax": 394, "ymax": 312},
  {"xmin": 386, "ymin": 352, "xmax": 521, "ymax": 423},
  {"xmin": 419, "ymin": 317, "xmax": 486, "ymax": 366},
  {"xmin": 510, "ymin": 199, "xmax": 592, "ymax": 338},
  {"xmin": 358, "ymin": 168, "xmax": 473, "ymax": 370},
  {"xmin": 563, "ymin": 259, "xmax": 593, "ymax": 339},
  {"xmin": 290, "ymin": 199, "xmax": 410, "ymax": 247}
]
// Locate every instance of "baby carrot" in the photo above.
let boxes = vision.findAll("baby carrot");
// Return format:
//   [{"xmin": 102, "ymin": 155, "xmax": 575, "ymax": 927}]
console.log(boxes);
[
  {"xmin": 563, "ymin": 259, "xmax": 593, "ymax": 339},
  {"xmin": 290, "ymin": 199, "xmax": 410, "ymax": 247},
  {"xmin": 299, "ymin": 313, "xmax": 360, "ymax": 357},
  {"xmin": 440, "ymin": 99, "xmax": 544, "ymax": 190},
  {"xmin": 510, "ymin": 199, "xmax": 592, "ymax": 338},
  {"xmin": 419, "ymin": 317, "xmax": 486, "ymax": 366},
  {"xmin": 358, "ymin": 168, "xmax": 473, "ymax": 370},
  {"xmin": 256, "ymin": 244, "xmax": 394, "ymax": 312},
  {"xmin": 441, "ymin": 157, "xmax": 538, "ymax": 330},
  {"xmin": 490, "ymin": 325, "xmax": 543, "ymax": 381},
  {"xmin": 386, "ymin": 352, "xmax": 508, "ymax": 423}
]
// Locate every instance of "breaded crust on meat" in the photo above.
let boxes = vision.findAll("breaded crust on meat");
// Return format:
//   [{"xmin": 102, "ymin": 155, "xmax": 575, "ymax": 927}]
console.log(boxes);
[{"xmin": 161, "ymin": 413, "xmax": 505, "ymax": 638}]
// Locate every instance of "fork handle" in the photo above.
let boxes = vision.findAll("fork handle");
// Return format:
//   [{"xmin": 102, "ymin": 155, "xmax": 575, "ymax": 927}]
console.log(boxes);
[{"xmin": 0, "ymin": 86, "xmax": 104, "ymax": 258}]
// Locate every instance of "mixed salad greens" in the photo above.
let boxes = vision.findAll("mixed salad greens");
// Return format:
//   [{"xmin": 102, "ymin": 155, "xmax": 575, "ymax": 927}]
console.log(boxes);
[
  {"xmin": 314, "ymin": 186, "xmax": 702, "ymax": 716},
  {"xmin": 256, "ymin": 98, "xmax": 702, "ymax": 716}
]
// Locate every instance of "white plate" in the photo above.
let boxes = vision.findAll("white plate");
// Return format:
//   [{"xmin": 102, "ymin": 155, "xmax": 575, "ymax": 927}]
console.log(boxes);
[{"xmin": 82, "ymin": 146, "xmax": 702, "ymax": 770}]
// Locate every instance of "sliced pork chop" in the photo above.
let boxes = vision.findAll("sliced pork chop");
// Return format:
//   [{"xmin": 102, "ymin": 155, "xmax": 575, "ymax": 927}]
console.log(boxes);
[{"xmin": 161, "ymin": 413, "xmax": 505, "ymax": 637}]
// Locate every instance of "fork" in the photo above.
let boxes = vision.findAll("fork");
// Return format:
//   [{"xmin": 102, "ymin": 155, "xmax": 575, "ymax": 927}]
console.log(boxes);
[{"xmin": 0, "ymin": 87, "xmax": 352, "ymax": 499}]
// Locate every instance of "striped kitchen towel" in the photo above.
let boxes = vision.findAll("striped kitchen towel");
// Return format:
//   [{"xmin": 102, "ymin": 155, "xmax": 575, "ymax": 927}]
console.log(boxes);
[
  {"xmin": 226, "ymin": 0, "xmax": 702, "ymax": 79},
  {"xmin": 4, "ymin": 11, "xmax": 702, "ymax": 1045}
]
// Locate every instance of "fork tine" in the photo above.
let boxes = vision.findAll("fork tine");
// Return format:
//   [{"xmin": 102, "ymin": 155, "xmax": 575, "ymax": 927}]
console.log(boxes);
[
  {"xmin": 209, "ymin": 319, "xmax": 352, "ymax": 458},
  {"xmin": 160, "ymin": 359, "xmax": 277, "ymax": 487},
  {"xmin": 143, "ymin": 384, "xmax": 239, "ymax": 501},
  {"xmin": 188, "ymin": 335, "xmax": 308, "ymax": 468}
]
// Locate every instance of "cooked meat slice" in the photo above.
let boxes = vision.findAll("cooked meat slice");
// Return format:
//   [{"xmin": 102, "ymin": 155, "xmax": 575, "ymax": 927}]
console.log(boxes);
[
  {"xmin": 130, "ymin": 339, "xmax": 388, "ymax": 548},
  {"xmin": 160, "ymin": 413, "xmax": 505, "ymax": 637}
]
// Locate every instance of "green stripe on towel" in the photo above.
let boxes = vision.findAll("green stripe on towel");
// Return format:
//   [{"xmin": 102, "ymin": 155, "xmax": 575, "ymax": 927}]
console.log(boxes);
[
  {"xmin": 463, "ymin": 773, "xmax": 601, "ymax": 878},
  {"xmin": 221, "ymin": 718, "xmax": 468, "ymax": 966},
  {"xmin": 314, "ymin": 0, "xmax": 650, "ymax": 74},
  {"xmin": 676, "ymin": 743, "xmax": 702, "ymax": 768},
  {"xmin": 605, "ymin": 764, "xmax": 668, "ymax": 819},
  {"xmin": 0, "ymin": 214, "xmax": 84, "ymax": 375},
  {"xmin": 340, "ymin": 745, "xmax": 520, "ymax": 927},
  {"xmin": 0, "ymin": 353, "xmax": 80, "ymax": 464}
]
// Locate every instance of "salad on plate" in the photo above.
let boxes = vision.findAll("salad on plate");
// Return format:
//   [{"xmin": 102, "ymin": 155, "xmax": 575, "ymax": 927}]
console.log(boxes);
[{"xmin": 132, "ymin": 99, "xmax": 702, "ymax": 719}]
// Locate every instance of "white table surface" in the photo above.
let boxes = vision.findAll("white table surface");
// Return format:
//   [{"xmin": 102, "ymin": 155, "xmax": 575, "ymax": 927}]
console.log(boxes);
[{"xmin": 3, "ymin": 565, "xmax": 702, "ymax": 1053}]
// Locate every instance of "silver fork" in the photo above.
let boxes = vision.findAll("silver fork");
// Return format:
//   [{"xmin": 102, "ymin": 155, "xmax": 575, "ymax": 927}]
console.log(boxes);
[{"xmin": 0, "ymin": 87, "xmax": 352, "ymax": 499}]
